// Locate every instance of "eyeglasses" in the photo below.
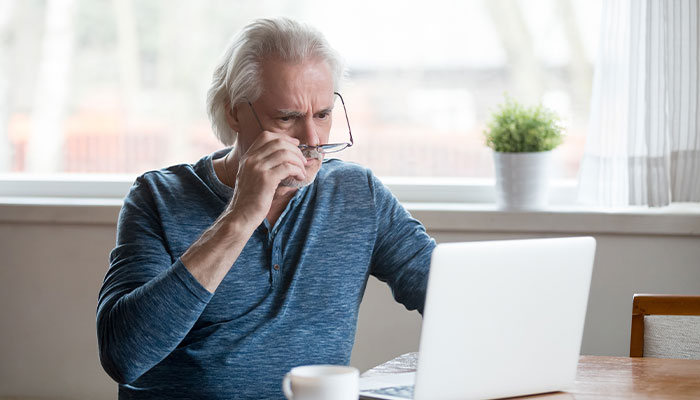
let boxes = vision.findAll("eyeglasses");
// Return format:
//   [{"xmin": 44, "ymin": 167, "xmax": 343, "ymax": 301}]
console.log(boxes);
[{"xmin": 246, "ymin": 92, "xmax": 354, "ymax": 154}]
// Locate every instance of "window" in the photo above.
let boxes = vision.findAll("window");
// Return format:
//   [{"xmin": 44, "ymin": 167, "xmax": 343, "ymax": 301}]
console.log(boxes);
[{"xmin": 1, "ymin": 0, "xmax": 601, "ymax": 180}]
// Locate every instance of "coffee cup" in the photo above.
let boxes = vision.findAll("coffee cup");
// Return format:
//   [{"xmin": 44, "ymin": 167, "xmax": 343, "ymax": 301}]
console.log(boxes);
[{"xmin": 282, "ymin": 364, "xmax": 359, "ymax": 400}]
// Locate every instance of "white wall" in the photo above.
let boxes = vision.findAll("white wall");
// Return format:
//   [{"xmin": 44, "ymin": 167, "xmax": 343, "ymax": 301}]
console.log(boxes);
[
  {"xmin": 1, "ymin": 205, "xmax": 699, "ymax": 399},
  {"xmin": 1, "ymin": 221, "xmax": 117, "ymax": 399}
]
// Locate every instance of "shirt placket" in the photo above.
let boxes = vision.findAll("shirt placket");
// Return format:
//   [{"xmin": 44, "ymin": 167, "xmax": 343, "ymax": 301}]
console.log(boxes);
[
  {"xmin": 269, "ymin": 230, "xmax": 283, "ymax": 286},
  {"xmin": 265, "ymin": 187, "xmax": 305, "ymax": 286}
]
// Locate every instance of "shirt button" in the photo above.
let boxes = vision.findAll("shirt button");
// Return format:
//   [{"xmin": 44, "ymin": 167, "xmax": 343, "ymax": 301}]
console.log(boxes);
[{"xmin": 273, "ymin": 264, "xmax": 280, "ymax": 271}]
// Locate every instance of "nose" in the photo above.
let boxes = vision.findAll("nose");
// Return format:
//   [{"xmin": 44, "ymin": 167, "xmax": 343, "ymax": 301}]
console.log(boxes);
[{"xmin": 297, "ymin": 115, "xmax": 320, "ymax": 147}]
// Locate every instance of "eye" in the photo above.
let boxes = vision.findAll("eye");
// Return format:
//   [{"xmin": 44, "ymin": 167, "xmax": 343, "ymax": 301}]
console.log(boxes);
[
  {"xmin": 316, "ymin": 111, "xmax": 330, "ymax": 120},
  {"xmin": 278, "ymin": 115, "xmax": 295, "ymax": 123}
]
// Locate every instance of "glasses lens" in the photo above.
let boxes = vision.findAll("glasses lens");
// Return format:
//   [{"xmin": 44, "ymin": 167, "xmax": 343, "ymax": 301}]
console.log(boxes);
[{"xmin": 318, "ymin": 143, "xmax": 349, "ymax": 154}]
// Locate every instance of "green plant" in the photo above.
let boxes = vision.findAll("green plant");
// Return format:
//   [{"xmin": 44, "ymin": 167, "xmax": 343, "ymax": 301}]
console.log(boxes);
[{"xmin": 484, "ymin": 97, "xmax": 563, "ymax": 152}]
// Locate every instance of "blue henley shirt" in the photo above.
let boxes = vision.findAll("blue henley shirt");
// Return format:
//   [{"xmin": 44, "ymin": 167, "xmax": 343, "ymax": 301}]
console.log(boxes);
[{"xmin": 97, "ymin": 148, "xmax": 435, "ymax": 399}]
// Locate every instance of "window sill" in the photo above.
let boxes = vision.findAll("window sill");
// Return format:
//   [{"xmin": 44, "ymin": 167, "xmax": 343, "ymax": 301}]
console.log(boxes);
[
  {"xmin": 1, "ymin": 197, "xmax": 698, "ymax": 237},
  {"xmin": 404, "ymin": 202, "xmax": 700, "ymax": 237}
]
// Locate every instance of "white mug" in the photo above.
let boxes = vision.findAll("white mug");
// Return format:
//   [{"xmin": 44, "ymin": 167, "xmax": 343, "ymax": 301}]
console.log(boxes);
[{"xmin": 282, "ymin": 364, "xmax": 359, "ymax": 400}]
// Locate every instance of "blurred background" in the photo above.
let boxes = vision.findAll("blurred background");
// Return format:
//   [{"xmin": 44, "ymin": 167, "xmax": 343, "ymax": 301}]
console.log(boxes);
[{"xmin": 0, "ymin": 0, "xmax": 601, "ymax": 179}]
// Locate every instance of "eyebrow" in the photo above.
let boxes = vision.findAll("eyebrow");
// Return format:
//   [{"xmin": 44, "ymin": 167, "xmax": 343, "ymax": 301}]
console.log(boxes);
[
  {"xmin": 276, "ymin": 109, "xmax": 305, "ymax": 118},
  {"xmin": 275, "ymin": 105, "xmax": 335, "ymax": 118},
  {"xmin": 315, "ymin": 107, "xmax": 334, "ymax": 115}
]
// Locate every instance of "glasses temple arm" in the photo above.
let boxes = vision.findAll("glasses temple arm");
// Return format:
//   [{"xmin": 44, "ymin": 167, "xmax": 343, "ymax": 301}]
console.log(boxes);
[
  {"xmin": 247, "ymin": 101, "xmax": 265, "ymax": 132},
  {"xmin": 334, "ymin": 92, "xmax": 353, "ymax": 147}
]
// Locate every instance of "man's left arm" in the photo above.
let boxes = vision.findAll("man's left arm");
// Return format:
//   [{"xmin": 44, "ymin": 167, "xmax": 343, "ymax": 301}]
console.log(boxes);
[{"xmin": 367, "ymin": 173, "xmax": 436, "ymax": 314}]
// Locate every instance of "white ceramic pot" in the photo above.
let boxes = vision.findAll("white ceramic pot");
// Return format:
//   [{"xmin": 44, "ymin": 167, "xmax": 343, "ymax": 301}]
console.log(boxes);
[{"xmin": 493, "ymin": 151, "xmax": 552, "ymax": 210}]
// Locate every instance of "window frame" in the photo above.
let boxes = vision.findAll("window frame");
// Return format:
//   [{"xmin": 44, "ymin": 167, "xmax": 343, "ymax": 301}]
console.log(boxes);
[
  {"xmin": 1, "ymin": 175, "xmax": 699, "ymax": 237},
  {"xmin": 0, "ymin": 174, "xmax": 578, "ymax": 204}
]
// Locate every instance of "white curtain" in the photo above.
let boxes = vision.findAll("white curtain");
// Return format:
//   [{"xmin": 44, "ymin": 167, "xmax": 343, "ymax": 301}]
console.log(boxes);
[{"xmin": 578, "ymin": 0, "xmax": 700, "ymax": 207}]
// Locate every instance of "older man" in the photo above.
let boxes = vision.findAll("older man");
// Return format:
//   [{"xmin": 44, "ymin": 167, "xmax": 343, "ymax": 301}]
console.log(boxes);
[{"xmin": 97, "ymin": 18, "xmax": 435, "ymax": 399}]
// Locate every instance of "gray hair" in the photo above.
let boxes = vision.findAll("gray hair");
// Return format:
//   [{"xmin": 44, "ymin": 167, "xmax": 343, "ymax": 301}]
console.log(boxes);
[{"xmin": 206, "ymin": 18, "xmax": 345, "ymax": 146}]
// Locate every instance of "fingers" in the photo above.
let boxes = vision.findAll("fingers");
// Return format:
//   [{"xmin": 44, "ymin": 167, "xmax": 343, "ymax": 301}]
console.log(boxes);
[
  {"xmin": 239, "ymin": 130, "xmax": 308, "ymax": 184},
  {"xmin": 254, "ymin": 149, "xmax": 307, "ymax": 182},
  {"xmin": 270, "ymin": 161, "xmax": 307, "ymax": 183},
  {"xmin": 247, "ymin": 131, "xmax": 302, "ymax": 157},
  {"xmin": 254, "ymin": 138, "xmax": 307, "ymax": 167},
  {"xmin": 247, "ymin": 131, "xmax": 305, "ymax": 163},
  {"xmin": 226, "ymin": 131, "xmax": 308, "ymax": 225}
]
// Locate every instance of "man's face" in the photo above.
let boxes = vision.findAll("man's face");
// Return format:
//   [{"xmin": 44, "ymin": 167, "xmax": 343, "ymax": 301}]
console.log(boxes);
[{"xmin": 232, "ymin": 57, "xmax": 335, "ymax": 188}]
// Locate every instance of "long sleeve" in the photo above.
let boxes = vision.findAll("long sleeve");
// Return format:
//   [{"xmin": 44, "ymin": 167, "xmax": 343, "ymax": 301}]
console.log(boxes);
[
  {"xmin": 96, "ymin": 176, "xmax": 214, "ymax": 384},
  {"xmin": 367, "ymin": 172, "xmax": 436, "ymax": 314},
  {"xmin": 96, "ymin": 156, "xmax": 435, "ymax": 399}
]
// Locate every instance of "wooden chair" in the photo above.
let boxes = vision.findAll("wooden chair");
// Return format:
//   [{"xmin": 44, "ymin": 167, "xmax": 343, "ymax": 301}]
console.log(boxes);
[{"xmin": 630, "ymin": 294, "xmax": 700, "ymax": 358}]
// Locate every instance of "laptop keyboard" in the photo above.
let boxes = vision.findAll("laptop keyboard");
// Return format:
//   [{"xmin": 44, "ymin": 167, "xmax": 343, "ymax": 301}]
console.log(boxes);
[{"xmin": 364, "ymin": 385, "xmax": 414, "ymax": 398}]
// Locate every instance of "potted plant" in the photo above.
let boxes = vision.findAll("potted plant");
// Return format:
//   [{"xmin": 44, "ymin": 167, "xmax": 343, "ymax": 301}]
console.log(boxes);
[{"xmin": 484, "ymin": 97, "xmax": 563, "ymax": 210}]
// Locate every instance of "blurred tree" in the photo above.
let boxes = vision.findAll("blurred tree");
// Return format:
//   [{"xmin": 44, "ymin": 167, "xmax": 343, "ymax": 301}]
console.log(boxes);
[
  {"xmin": 559, "ymin": 0, "xmax": 593, "ymax": 126},
  {"xmin": 485, "ymin": 0, "xmax": 544, "ymax": 104},
  {"xmin": 114, "ymin": 0, "xmax": 140, "ymax": 109},
  {"xmin": 156, "ymin": 1, "xmax": 200, "ymax": 162},
  {"xmin": 26, "ymin": 0, "xmax": 76, "ymax": 172},
  {"xmin": 0, "ymin": 0, "xmax": 15, "ymax": 171}
]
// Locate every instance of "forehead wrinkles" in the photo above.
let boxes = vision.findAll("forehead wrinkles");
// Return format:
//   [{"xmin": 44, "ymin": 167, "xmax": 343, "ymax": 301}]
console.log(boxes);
[
  {"xmin": 258, "ymin": 58, "xmax": 334, "ymax": 111},
  {"xmin": 281, "ymin": 93, "xmax": 334, "ymax": 114}
]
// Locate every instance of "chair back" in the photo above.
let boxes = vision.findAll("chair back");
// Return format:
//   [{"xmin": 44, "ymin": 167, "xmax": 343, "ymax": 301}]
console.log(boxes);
[{"xmin": 630, "ymin": 294, "xmax": 700, "ymax": 359}]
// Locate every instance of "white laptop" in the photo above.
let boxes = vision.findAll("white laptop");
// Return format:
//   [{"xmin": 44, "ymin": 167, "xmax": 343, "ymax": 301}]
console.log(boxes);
[{"xmin": 359, "ymin": 236, "xmax": 596, "ymax": 400}]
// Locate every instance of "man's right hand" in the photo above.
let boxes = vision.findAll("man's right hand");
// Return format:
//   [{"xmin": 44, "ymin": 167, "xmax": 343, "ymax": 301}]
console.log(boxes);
[
  {"xmin": 225, "ymin": 130, "xmax": 307, "ymax": 229},
  {"xmin": 180, "ymin": 130, "xmax": 307, "ymax": 293}
]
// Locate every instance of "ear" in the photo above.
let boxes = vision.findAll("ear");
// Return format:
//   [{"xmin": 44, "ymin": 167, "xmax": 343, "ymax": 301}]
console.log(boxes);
[{"xmin": 225, "ymin": 101, "xmax": 241, "ymax": 132}]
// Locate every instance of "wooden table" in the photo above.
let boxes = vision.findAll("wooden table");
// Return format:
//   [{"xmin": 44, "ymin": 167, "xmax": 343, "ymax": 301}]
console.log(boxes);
[{"xmin": 362, "ymin": 353, "xmax": 700, "ymax": 399}]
